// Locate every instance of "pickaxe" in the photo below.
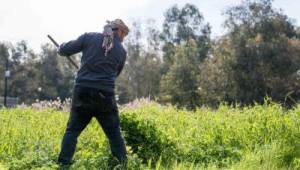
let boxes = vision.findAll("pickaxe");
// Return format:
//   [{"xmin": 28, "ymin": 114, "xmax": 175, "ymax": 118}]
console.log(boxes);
[{"xmin": 47, "ymin": 35, "xmax": 79, "ymax": 69}]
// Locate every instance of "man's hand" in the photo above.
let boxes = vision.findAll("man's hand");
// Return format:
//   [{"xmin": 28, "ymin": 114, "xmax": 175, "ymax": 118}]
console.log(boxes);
[
  {"xmin": 47, "ymin": 35, "xmax": 79, "ymax": 69},
  {"xmin": 57, "ymin": 43, "xmax": 64, "ymax": 56}
]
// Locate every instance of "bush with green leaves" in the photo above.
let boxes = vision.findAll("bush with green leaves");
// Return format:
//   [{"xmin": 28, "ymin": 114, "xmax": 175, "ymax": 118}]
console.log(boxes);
[{"xmin": 120, "ymin": 112, "xmax": 178, "ymax": 164}]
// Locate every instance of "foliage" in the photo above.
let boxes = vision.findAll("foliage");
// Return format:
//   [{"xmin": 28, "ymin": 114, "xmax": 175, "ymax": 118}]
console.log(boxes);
[
  {"xmin": 122, "ymin": 100, "xmax": 300, "ymax": 168},
  {"xmin": 120, "ymin": 112, "xmax": 177, "ymax": 164},
  {"xmin": 0, "ymin": 41, "xmax": 78, "ymax": 104},
  {"xmin": 160, "ymin": 39, "xmax": 201, "ymax": 110},
  {"xmin": 226, "ymin": 0, "xmax": 300, "ymax": 105},
  {"xmin": 197, "ymin": 0, "xmax": 300, "ymax": 107},
  {"xmin": 0, "ymin": 107, "xmax": 143, "ymax": 170},
  {"xmin": 116, "ymin": 20, "xmax": 162, "ymax": 104},
  {"xmin": 159, "ymin": 4, "xmax": 211, "ymax": 109},
  {"xmin": 1, "ymin": 101, "xmax": 300, "ymax": 169},
  {"xmin": 161, "ymin": 3, "xmax": 211, "ymax": 73},
  {"xmin": 1, "ymin": 0, "xmax": 300, "ymax": 110}
]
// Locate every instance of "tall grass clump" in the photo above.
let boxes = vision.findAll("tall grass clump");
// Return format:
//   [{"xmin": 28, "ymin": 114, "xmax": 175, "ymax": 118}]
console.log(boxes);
[{"xmin": 121, "ymin": 101, "xmax": 300, "ymax": 169}]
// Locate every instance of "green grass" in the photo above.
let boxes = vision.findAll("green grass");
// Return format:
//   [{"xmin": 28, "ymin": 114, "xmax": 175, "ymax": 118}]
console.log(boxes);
[{"xmin": 0, "ymin": 101, "xmax": 300, "ymax": 169}]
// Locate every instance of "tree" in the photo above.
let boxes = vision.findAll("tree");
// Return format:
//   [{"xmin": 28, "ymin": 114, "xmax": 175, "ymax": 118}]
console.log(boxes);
[
  {"xmin": 199, "ymin": 0, "xmax": 300, "ymax": 106},
  {"xmin": 160, "ymin": 39, "xmax": 200, "ymax": 110},
  {"xmin": 37, "ymin": 44, "xmax": 77, "ymax": 101},
  {"xmin": 116, "ymin": 21, "xmax": 162, "ymax": 104},
  {"xmin": 198, "ymin": 36, "xmax": 237, "ymax": 107},
  {"xmin": 161, "ymin": 3, "xmax": 211, "ymax": 74},
  {"xmin": 159, "ymin": 3, "xmax": 211, "ymax": 109},
  {"xmin": 0, "ymin": 41, "xmax": 77, "ymax": 104},
  {"xmin": 0, "ymin": 43, "xmax": 9, "ymax": 101},
  {"xmin": 9, "ymin": 41, "xmax": 41, "ymax": 103}
]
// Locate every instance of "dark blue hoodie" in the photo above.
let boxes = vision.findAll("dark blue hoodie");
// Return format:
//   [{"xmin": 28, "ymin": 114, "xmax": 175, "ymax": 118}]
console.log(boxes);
[{"xmin": 59, "ymin": 32, "xmax": 127, "ymax": 93}]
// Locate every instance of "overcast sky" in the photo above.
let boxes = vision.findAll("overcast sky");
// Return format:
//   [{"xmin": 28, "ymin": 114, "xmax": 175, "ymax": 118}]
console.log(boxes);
[{"xmin": 0, "ymin": 0, "xmax": 299, "ymax": 51}]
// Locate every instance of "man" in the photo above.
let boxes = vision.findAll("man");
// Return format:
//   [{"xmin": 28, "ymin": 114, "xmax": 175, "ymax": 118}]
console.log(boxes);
[{"xmin": 57, "ymin": 19, "xmax": 129, "ymax": 165}]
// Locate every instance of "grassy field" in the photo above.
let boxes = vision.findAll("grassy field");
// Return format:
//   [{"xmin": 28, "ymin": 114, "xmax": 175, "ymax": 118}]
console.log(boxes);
[{"xmin": 0, "ymin": 101, "xmax": 300, "ymax": 169}]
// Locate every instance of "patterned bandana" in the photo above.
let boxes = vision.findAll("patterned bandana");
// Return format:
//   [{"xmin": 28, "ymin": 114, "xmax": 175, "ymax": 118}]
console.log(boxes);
[
  {"xmin": 102, "ymin": 19, "xmax": 129, "ymax": 56},
  {"xmin": 102, "ymin": 21, "xmax": 114, "ymax": 57}
]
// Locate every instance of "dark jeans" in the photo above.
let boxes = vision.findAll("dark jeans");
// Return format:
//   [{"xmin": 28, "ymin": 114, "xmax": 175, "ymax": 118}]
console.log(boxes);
[{"xmin": 58, "ymin": 86, "xmax": 127, "ymax": 164}]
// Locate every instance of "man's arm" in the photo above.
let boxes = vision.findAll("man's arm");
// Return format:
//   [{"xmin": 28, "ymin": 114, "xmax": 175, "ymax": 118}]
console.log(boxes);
[
  {"xmin": 58, "ymin": 33, "xmax": 86, "ymax": 56},
  {"xmin": 117, "ymin": 53, "xmax": 126, "ymax": 77}
]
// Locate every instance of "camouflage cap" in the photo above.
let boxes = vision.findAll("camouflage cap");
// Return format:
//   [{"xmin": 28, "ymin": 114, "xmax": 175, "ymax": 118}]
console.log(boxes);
[{"xmin": 111, "ymin": 19, "xmax": 130, "ymax": 35}]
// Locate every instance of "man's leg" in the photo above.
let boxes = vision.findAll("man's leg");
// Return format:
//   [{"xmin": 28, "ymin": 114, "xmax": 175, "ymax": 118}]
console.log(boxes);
[
  {"xmin": 58, "ymin": 91, "xmax": 93, "ymax": 164},
  {"xmin": 95, "ymin": 97, "xmax": 127, "ymax": 163}
]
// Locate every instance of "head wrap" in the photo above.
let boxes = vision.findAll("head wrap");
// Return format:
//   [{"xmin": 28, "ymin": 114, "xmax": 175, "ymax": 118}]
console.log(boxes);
[{"xmin": 102, "ymin": 19, "xmax": 129, "ymax": 56}]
